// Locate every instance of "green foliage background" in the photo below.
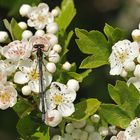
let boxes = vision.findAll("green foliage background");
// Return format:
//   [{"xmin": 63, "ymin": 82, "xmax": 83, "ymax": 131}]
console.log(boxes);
[{"xmin": 0, "ymin": 0, "xmax": 139, "ymax": 139}]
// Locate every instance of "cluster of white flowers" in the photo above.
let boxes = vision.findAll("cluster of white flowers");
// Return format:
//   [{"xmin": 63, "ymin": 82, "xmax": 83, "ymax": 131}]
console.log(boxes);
[
  {"xmin": 109, "ymin": 23, "xmax": 140, "ymax": 93},
  {"xmin": 110, "ymin": 118, "xmax": 140, "ymax": 140},
  {"xmin": 0, "ymin": 2, "xmax": 79, "ymax": 127},
  {"xmin": 51, "ymin": 114, "xmax": 114, "ymax": 140}
]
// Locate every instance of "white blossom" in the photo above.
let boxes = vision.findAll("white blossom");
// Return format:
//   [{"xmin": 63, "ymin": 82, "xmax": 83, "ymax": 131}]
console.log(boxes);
[
  {"xmin": 109, "ymin": 40, "xmax": 139, "ymax": 75},
  {"xmin": 19, "ymin": 4, "xmax": 31, "ymax": 17},
  {"xmin": 134, "ymin": 64, "xmax": 140, "ymax": 78},
  {"xmin": 62, "ymin": 61, "xmax": 71, "ymax": 71},
  {"xmin": 46, "ymin": 62, "xmax": 56, "ymax": 73},
  {"xmin": 67, "ymin": 79, "xmax": 79, "ymax": 91},
  {"xmin": 51, "ymin": 8, "xmax": 60, "ymax": 17},
  {"xmin": 45, "ymin": 109, "xmax": 62, "ymax": 127},
  {"xmin": 27, "ymin": 3, "xmax": 54, "ymax": 29},
  {"xmin": 0, "ymin": 31, "xmax": 9, "ymax": 43},
  {"xmin": 48, "ymin": 50, "xmax": 60, "ymax": 63},
  {"xmin": 90, "ymin": 114, "xmax": 100, "ymax": 123},
  {"xmin": 0, "ymin": 82, "xmax": 17, "ymax": 110},
  {"xmin": 53, "ymin": 44, "xmax": 62, "ymax": 53},
  {"xmin": 22, "ymin": 30, "xmax": 33, "ymax": 39},
  {"xmin": 35, "ymin": 30, "xmax": 45, "ymax": 36},
  {"xmin": 46, "ymin": 22, "xmax": 58, "ymax": 34},
  {"xmin": 0, "ymin": 69, "xmax": 7, "ymax": 84},
  {"xmin": 22, "ymin": 85, "xmax": 31, "ymax": 96},
  {"xmin": 132, "ymin": 29, "xmax": 140, "ymax": 42},
  {"xmin": 0, "ymin": 59, "xmax": 18, "ymax": 76},
  {"xmin": 98, "ymin": 126, "xmax": 109, "ymax": 137},
  {"xmin": 127, "ymin": 77, "xmax": 140, "ymax": 92},
  {"xmin": 46, "ymin": 82, "xmax": 76, "ymax": 117},
  {"xmin": 18, "ymin": 22, "xmax": 27, "ymax": 30},
  {"xmin": 1, "ymin": 40, "xmax": 31, "ymax": 60},
  {"xmin": 14, "ymin": 59, "xmax": 52, "ymax": 93},
  {"xmin": 110, "ymin": 131, "xmax": 125, "ymax": 140},
  {"xmin": 124, "ymin": 118, "xmax": 140, "ymax": 140},
  {"xmin": 46, "ymin": 33, "xmax": 58, "ymax": 46}
]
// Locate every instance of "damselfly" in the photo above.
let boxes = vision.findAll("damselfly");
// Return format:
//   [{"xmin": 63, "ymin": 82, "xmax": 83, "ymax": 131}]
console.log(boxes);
[{"xmin": 33, "ymin": 44, "xmax": 46, "ymax": 122}]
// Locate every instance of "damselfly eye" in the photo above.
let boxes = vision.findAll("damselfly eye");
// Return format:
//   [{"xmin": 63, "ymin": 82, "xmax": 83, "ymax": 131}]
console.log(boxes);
[{"xmin": 33, "ymin": 44, "xmax": 45, "ymax": 49}]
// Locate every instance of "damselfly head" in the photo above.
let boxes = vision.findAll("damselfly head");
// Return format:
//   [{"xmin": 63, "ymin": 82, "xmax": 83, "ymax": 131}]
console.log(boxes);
[
  {"xmin": 29, "ymin": 36, "xmax": 51, "ymax": 52},
  {"xmin": 33, "ymin": 44, "xmax": 45, "ymax": 49}
]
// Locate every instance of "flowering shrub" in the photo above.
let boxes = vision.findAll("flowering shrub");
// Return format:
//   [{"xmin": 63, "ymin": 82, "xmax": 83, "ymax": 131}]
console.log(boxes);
[{"xmin": 0, "ymin": 0, "xmax": 140, "ymax": 140}]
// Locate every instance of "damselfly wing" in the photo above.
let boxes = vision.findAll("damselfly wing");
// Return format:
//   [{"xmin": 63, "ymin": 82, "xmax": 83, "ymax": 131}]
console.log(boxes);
[{"xmin": 33, "ymin": 44, "xmax": 46, "ymax": 122}]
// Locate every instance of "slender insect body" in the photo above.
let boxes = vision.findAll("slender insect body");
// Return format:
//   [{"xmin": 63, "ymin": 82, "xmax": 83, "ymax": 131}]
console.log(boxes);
[{"xmin": 33, "ymin": 44, "xmax": 46, "ymax": 122}]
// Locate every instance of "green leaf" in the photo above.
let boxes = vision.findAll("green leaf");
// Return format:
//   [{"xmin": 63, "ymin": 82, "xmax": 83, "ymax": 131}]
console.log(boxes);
[
  {"xmin": 57, "ymin": 0, "xmax": 76, "ymax": 33},
  {"xmin": 75, "ymin": 28, "xmax": 109, "ymax": 54},
  {"xmin": 67, "ymin": 69, "xmax": 92, "ymax": 82},
  {"xmin": 31, "ymin": 125, "xmax": 50, "ymax": 140},
  {"xmin": 80, "ymin": 53, "xmax": 109, "ymax": 69},
  {"xmin": 60, "ymin": 31, "xmax": 74, "ymax": 59},
  {"xmin": 75, "ymin": 28, "xmax": 109, "ymax": 69},
  {"xmin": 17, "ymin": 115, "xmax": 39, "ymax": 139},
  {"xmin": 3, "ymin": 18, "xmax": 23, "ymax": 40},
  {"xmin": 13, "ymin": 98, "xmax": 34, "ymax": 118},
  {"xmin": 108, "ymin": 80, "xmax": 140, "ymax": 118},
  {"xmin": 68, "ymin": 98, "xmax": 101, "ymax": 121},
  {"xmin": 99, "ymin": 104, "xmax": 131, "ymax": 128},
  {"xmin": 104, "ymin": 23, "xmax": 126, "ymax": 47},
  {"xmin": 11, "ymin": 18, "xmax": 23, "ymax": 40}
]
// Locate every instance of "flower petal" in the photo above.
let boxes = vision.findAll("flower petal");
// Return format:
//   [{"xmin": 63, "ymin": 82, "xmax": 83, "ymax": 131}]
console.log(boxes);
[
  {"xmin": 28, "ymin": 80, "xmax": 39, "ymax": 93},
  {"xmin": 14, "ymin": 71, "xmax": 29, "ymax": 84},
  {"xmin": 63, "ymin": 89, "xmax": 76, "ymax": 103},
  {"xmin": 45, "ymin": 109, "xmax": 62, "ymax": 127},
  {"xmin": 58, "ymin": 103, "xmax": 75, "ymax": 117}
]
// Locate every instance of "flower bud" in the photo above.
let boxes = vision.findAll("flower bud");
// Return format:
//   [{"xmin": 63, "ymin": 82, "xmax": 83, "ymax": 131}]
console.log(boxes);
[
  {"xmin": 52, "ymin": 135, "xmax": 63, "ymax": 140},
  {"xmin": 53, "ymin": 44, "xmax": 62, "ymax": 53},
  {"xmin": 65, "ymin": 123, "xmax": 74, "ymax": 134},
  {"xmin": 63, "ymin": 134, "xmax": 74, "ymax": 140},
  {"xmin": 45, "ymin": 109, "xmax": 62, "ymax": 127},
  {"xmin": 22, "ymin": 85, "xmax": 31, "ymax": 96},
  {"xmin": 47, "ymin": 33, "xmax": 58, "ymax": 46},
  {"xmin": 51, "ymin": 8, "xmax": 60, "ymax": 17},
  {"xmin": 120, "ymin": 69, "xmax": 128, "ymax": 77},
  {"xmin": 22, "ymin": 30, "xmax": 33, "ymax": 40},
  {"xmin": 137, "ymin": 54, "xmax": 140, "ymax": 63},
  {"xmin": 67, "ymin": 79, "xmax": 79, "ymax": 91},
  {"xmin": 88, "ymin": 132, "xmax": 102, "ymax": 140},
  {"xmin": 85, "ymin": 125, "xmax": 95, "ymax": 133},
  {"xmin": 0, "ymin": 31, "xmax": 9, "ymax": 43},
  {"xmin": 46, "ymin": 62, "xmax": 56, "ymax": 73},
  {"xmin": 80, "ymin": 131, "xmax": 88, "ymax": 140},
  {"xmin": 72, "ymin": 129, "xmax": 82, "ymax": 139},
  {"xmin": 19, "ymin": 4, "xmax": 31, "ymax": 17},
  {"xmin": 98, "ymin": 126, "xmax": 109, "ymax": 137},
  {"xmin": 132, "ymin": 29, "xmax": 140, "ymax": 42},
  {"xmin": 47, "ymin": 23, "xmax": 58, "ymax": 34},
  {"xmin": 91, "ymin": 114, "xmax": 100, "ymax": 123},
  {"xmin": 62, "ymin": 61, "xmax": 71, "ymax": 71},
  {"xmin": 123, "ymin": 61, "xmax": 135, "ymax": 71},
  {"xmin": 35, "ymin": 30, "xmax": 45, "ymax": 36},
  {"xmin": 134, "ymin": 64, "xmax": 140, "ymax": 78},
  {"xmin": 18, "ymin": 22, "xmax": 27, "ymax": 30},
  {"xmin": 72, "ymin": 120, "xmax": 86, "ymax": 129},
  {"xmin": 48, "ymin": 50, "xmax": 60, "ymax": 63}
]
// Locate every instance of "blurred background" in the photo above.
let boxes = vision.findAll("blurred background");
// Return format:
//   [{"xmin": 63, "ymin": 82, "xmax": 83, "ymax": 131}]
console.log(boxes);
[{"xmin": 0, "ymin": 0, "xmax": 140, "ymax": 139}]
